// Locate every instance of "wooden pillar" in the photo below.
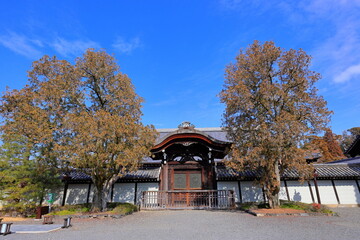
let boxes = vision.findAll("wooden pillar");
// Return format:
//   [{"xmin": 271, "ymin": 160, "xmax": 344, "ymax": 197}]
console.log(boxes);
[
  {"xmin": 356, "ymin": 179, "xmax": 360, "ymax": 194},
  {"xmin": 237, "ymin": 181, "xmax": 243, "ymax": 203},
  {"xmin": 331, "ymin": 179, "xmax": 340, "ymax": 204},
  {"xmin": 86, "ymin": 183, "xmax": 92, "ymax": 204},
  {"xmin": 308, "ymin": 181, "xmax": 315, "ymax": 203},
  {"xmin": 110, "ymin": 183, "xmax": 115, "ymax": 202},
  {"xmin": 313, "ymin": 176, "xmax": 321, "ymax": 204},
  {"xmin": 163, "ymin": 164, "xmax": 169, "ymax": 191},
  {"xmin": 62, "ymin": 182, "xmax": 68, "ymax": 206},
  {"xmin": 284, "ymin": 180, "xmax": 290, "ymax": 201},
  {"xmin": 262, "ymin": 186, "xmax": 267, "ymax": 203},
  {"xmin": 134, "ymin": 182, "xmax": 138, "ymax": 205}
]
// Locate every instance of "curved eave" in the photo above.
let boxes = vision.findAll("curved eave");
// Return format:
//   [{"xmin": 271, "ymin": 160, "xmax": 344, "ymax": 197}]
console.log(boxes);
[{"xmin": 152, "ymin": 132, "xmax": 232, "ymax": 153}]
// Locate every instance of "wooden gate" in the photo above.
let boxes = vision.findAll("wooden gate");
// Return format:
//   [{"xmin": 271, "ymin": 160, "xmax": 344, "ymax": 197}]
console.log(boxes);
[{"xmin": 140, "ymin": 190, "xmax": 235, "ymax": 210}]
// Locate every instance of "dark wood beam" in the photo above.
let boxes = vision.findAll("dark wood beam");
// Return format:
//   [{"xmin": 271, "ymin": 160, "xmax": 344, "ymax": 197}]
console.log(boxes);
[
  {"xmin": 331, "ymin": 180, "xmax": 340, "ymax": 204},
  {"xmin": 284, "ymin": 180, "xmax": 290, "ymax": 201}
]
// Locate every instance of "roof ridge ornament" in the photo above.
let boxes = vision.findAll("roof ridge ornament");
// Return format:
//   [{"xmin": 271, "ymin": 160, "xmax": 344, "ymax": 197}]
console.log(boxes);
[{"xmin": 178, "ymin": 121, "xmax": 195, "ymax": 129}]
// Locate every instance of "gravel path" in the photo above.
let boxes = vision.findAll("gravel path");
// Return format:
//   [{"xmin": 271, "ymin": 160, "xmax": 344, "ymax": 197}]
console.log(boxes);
[{"xmin": 3, "ymin": 208, "xmax": 360, "ymax": 240}]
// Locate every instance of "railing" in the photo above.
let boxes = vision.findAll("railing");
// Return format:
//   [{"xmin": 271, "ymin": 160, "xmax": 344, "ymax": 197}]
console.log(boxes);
[{"xmin": 140, "ymin": 190, "xmax": 235, "ymax": 210}]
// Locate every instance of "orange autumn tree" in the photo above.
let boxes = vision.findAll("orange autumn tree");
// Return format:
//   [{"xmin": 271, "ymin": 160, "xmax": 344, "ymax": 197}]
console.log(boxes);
[
  {"xmin": 1, "ymin": 49, "xmax": 157, "ymax": 211},
  {"xmin": 307, "ymin": 129, "xmax": 345, "ymax": 162},
  {"xmin": 220, "ymin": 41, "xmax": 331, "ymax": 208}
]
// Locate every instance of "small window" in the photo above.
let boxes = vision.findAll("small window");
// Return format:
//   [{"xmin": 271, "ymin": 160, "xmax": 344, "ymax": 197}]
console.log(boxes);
[
  {"xmin": 173, "ymin": 171, "xmax": 202, "ymax": 190},
  {"xmin": 174, "ymin": 173, "xmax": 187, "ymax": 189}
]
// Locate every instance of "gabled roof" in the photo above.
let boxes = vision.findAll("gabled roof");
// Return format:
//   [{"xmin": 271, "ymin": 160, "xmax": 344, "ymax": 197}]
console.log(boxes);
[
  {"xmin": 151, "ymin": 122, "xmax": 232, "ymax": 159},
  {"xmin": 345, "ymin": 135, "xmax": 360, "ymax": 157}
]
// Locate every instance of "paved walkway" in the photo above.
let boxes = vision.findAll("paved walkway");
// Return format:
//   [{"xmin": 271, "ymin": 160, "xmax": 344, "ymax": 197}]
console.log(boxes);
[
  {"xmin": 3, "ymin": 208, "xmax": 360, "ymax": 240},
  {"xmin": 11, "ymin": 224, "xmax": 62, "ymax": 233}
]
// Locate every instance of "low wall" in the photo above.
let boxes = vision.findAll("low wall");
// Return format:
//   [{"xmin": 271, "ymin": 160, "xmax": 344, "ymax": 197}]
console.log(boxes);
[
  {"xmin": 217, "ymin": 179, "xmax": 360, "ymax": 205},
  {"xmin": 60, "ymin": 182, "xmax": 159, "ymax": 205},
  {"xmin": 58, "ymin": 179, "xmax": 360, "ymax": 206}
]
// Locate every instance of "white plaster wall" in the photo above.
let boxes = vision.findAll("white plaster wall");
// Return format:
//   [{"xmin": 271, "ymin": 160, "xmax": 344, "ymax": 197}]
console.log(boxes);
[
  {"xmin": 217, "ymin": 181, "xmax": 240, "ymax": 202},
  {"xmin": 112, "ymin": 183, "xmax": 135, "ymax": 203},
  {"xmin": 286, "ymin": 180, "xmax": 313, "ymax": 203},
  {"xmin": 240, "ymin": 181, "xmax": 264, "ymax": 202},
  {"xmin": 136, "ymin": 182, "xmax": 159, "ymax": 204},
  {"xmin": 65, "ymin": 184, "xmax": 89, "ymax": 205},
  {"xmin": 317, "ymin": 180, "xmax": 337, "ymax": 204},
  {"xmin": 334, "ymin": 180, "xmax": 360, "ymax": 204},
  {"xmin": 278, "ymin": 181, "xmax": 288, "ymax": 201},
  {"xmin": 88, "ymin": 184, "xmax": 95, "ymax": 203},
  {"xmin": 51, "ymin": 187, "xmax": 64, "ymax": 206}
]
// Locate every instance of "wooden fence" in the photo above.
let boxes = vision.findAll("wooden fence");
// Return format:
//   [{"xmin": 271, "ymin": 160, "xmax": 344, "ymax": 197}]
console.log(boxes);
[{"xmin": 140, "ymin": 190, "xmax": 235, "ymax": 210}]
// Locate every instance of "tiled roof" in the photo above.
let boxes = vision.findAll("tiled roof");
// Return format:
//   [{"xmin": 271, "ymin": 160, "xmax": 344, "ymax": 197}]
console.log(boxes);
[
  {"xmin": 216, "ymin": 164, "xmax": 360, "ymax": 180},
  {"xmin": 325, "ymin": 156, "xmax": 360, "ymax": 165},
  {"xmin": 314, "ymin": 164, "xmax": 360, "ymax": 179},
  {"xmin": 63, "ymin": 167, "xmax": 161, "ymax": 182},
  {"xmin": 156, "ymin": 128, "xmax": 231, "ymax": 143}
]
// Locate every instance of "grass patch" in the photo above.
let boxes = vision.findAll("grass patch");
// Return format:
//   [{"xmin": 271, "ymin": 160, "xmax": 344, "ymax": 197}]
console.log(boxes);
[
  {"xmin": 49, "ymin": 203, "xmax": 91, "ymax": 215},
  {"xmin": 49, "ymin": 210, "xmax": 76, "ymax": 216},
  {"xmin": 239, "ymin": 200, "xmax": 334, "ymax": 214},
  {"xmin": 280, "ymin": 201, "xmax": 334, "ymax": 214},
  {"xmin": 49, "ymin": 202, "xmax": 138, "ymax": 216}
]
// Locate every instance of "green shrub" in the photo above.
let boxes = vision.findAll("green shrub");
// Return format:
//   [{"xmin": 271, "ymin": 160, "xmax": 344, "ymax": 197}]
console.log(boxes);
[
  {"xmin": 111, "ymin": 203, "xmax": 137, "ymax": 215},
  {"xmin": 49, "ymin": 203, "xmax": 91, "ymax": 215}
]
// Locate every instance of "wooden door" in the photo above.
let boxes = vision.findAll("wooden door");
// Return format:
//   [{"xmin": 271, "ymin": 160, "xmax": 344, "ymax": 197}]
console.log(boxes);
[{"xmin": 173, "ymin": 170, "xmax": 202, "ymax": 206}]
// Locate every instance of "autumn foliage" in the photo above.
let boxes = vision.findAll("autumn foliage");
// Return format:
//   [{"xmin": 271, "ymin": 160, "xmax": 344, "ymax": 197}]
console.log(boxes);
[
  {"xmin": 220, "ymin": 41, "xmax": 331, "ymax": 208},
  {"xmin": 305, "ymin": 129, "xmax": 345, "ymax": 162},
  {"xmin": 1, "ymin": 49, "xmax": 157, "ymax": 211}
]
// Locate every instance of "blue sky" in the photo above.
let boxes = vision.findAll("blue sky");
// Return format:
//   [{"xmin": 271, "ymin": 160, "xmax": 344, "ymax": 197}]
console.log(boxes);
[{"xmin": 0, "ymin": 0, "xmax": 359, "ymax": 134}]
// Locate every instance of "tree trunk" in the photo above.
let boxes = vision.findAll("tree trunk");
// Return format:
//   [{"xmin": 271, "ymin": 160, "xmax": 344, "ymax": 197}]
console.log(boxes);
[
  {"xmin": 265, "ymin": 159, "xmax": 281, "ymax": 209},
  {"xmin": 92, "ymin": 175, "xmax": 119, "ymax": 212},
  {"xmin": 92, "ymin": 186, "xmax": 103, "ymax": 211}
]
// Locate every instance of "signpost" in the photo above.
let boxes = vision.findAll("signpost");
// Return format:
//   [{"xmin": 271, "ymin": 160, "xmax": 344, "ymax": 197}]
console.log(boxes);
[{"xmin": 47, "ymin": 193, "xmax": 54, "ymax": 212}]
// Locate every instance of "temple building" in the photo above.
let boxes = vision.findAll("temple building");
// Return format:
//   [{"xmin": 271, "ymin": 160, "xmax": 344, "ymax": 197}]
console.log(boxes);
[{"xmin": 57, "ymin": 122, "xmax": 360, "ymax": 209}]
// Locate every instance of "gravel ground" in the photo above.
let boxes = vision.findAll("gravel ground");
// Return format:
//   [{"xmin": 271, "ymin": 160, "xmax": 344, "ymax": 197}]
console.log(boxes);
[{"xmin": 3, "ymin": 208, "xmax": 360, "ymax": 240}]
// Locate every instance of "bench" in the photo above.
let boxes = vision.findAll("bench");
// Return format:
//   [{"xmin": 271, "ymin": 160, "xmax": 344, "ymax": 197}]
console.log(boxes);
[
  {"xmin": 43, "ymin": 215, "xmax": 54, "ymax": 224},
  {"xmin": 0, "ymin": 223, "xmax": 13, "ymax": 236}
]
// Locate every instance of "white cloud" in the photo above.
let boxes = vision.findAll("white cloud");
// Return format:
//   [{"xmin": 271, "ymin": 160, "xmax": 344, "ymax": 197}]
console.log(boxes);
[
  {"xmin": 334, "ymin": 63, "xmax": 360, "ymax": 83},
  {"xmin": 52, "ymin": 37, "xmax": 100, "ymax": 57},
  {"xmin": 279, "ymin": 0, "xmax": 360, "ymax": 85},
  {"xmin": 0, "ymin": 32, "xmax": 42, "ymax": 59},
  {"xmin": 112, "ymin": 37, "xmax": 141, "ymax": 54}
]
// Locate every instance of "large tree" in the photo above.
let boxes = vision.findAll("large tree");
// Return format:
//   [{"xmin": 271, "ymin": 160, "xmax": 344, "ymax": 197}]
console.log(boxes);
[
  {"xmin": 1, "ymin": 49, "xmax": 157, "ymax": 211},
  {"xmin": 220, "ymin": 40, "xmax": 331, "ymax": 208}
]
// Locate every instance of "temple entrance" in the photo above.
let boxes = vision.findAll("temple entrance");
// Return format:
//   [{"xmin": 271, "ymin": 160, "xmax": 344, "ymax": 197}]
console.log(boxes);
[{"xmin": 142, "ymin": 122, "xmax": 234, "ymax": 210}]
